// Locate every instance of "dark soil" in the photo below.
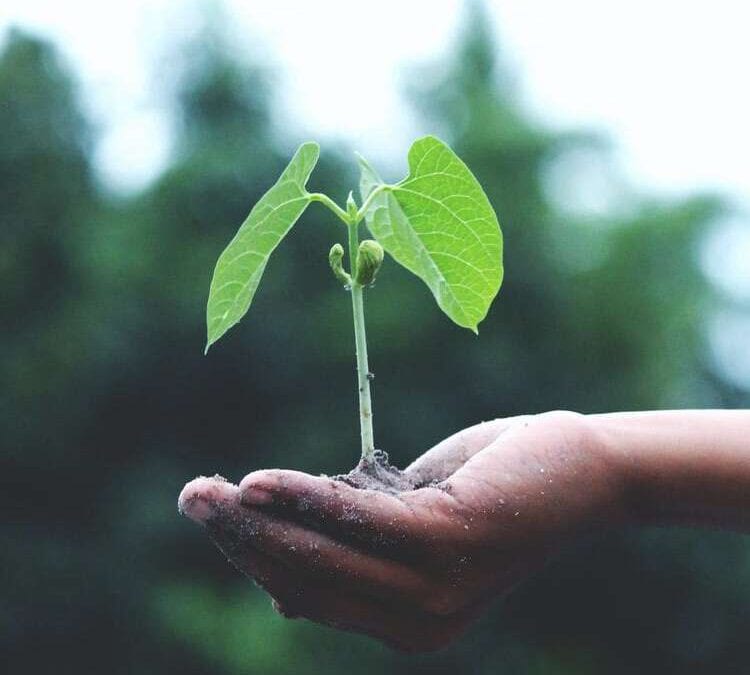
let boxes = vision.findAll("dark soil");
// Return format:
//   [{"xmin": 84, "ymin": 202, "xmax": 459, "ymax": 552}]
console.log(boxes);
[{"xmin": 334, "ymin": 449, "xmax": 420, "ymax": 494}]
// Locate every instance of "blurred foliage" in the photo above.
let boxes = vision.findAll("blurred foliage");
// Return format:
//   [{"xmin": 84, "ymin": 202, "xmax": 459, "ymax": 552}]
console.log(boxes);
[{"xmin": 1, "ymin": 3, "xmax": 749, "ymax": 674}]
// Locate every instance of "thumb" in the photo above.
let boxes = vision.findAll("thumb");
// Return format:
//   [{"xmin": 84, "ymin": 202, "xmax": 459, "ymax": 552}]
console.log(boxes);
[{"xmin": 404, "ymin": 418, "xmax": 516, "ymax": 485}]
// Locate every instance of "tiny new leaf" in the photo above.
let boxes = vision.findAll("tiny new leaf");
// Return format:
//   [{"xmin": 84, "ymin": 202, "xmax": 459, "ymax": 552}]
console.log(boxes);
[
  {"xmin": 205, "ymin": 142, "xmax": 320, "ymax": 352},
  {"xmin": 359, "ymin": 136, "xmax": 503, "ymax": 332}
]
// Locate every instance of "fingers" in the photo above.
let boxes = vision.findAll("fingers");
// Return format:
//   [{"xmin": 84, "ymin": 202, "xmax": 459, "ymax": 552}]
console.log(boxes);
[
  {"xmin": 217, "ymin": 536, "xmax": 472, "ymax": 653},
  {"xmin": 179, "ymin": 475, "xmax": 490, "ymax": 649},
  {"xmin": 403, "ymin": 417, "xmax": 521, "ymax": 484},
  {"xmin": 227, "ymin": 506, "xmax": 437, "ymax": 607},
  {"xmin": 203, "ymin": 516, "xmax": 463, "ymax": 651},
  {"xmin": 238, "ymin": 469, "xmax": 458, "ymax": 551},
  {"xmin": 180, "ymin": 475, "xmax": 439, "ymax": 608},
  {"xmin": 250, "ymin": 552, "xmax": 471, "ymax": 653},
  {"xmin": 178, "ymin": 475, "xmax": 238, "ymax": 525}
]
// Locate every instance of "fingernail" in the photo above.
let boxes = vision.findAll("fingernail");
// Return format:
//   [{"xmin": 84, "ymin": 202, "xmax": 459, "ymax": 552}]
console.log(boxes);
[
  {"xmin": 242, "ymin": 486, "xmax": 274, "ymax": 506},
  {"xmin": 178, "ymin": 477, "xmax": 231, "ymax": 525},
  {"xmin": 178, "ymin": 493, "xmax": 216, "ymax": 525}
]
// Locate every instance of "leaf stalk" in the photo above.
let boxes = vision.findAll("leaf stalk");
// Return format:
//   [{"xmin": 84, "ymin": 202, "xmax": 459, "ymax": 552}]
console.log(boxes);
[
  {"xmin": 355, "ymin": 184, "xmax": 390, "ymax": 222},
  {"xmin": 309, "ymin": 193, "xmax": 350, "ymax": 225}
]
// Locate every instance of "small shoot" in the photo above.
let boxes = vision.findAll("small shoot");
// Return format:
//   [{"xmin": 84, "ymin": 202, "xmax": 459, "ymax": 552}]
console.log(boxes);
[{"xmin": 204, "ymin": 136, "xmax": 504, "ymax": 464}]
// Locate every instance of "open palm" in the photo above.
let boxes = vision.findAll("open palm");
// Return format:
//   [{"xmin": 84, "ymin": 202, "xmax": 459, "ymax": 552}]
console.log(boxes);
[{"xmin": 179, "ymin": 411, "xmax": 618, "ymax": 651}]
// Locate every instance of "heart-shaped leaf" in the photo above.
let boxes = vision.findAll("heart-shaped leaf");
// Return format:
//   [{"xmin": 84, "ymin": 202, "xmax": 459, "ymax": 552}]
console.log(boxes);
[
  {"xmin": 359, "ymin": 136, "xmax": 503, "ymax": 332},
  {"xmin": 205, "ymin": 142, "xmax": 319, "ymax": 352}
]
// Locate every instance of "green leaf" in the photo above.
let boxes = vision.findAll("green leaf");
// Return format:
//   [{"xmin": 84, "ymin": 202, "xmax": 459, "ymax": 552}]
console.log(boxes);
[
  {"xmin": 205, "ymin": 142, "xmax": 319, "ymax": 352},
  {"xmin": 359, "ymin": 136, "xmax": 503, "ymax": 332}
]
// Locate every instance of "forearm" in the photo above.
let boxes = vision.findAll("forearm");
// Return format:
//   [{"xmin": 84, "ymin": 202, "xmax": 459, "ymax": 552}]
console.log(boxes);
[{"xmin": 591, "ymin": 410, "xmax": 750, "ymax": 531}]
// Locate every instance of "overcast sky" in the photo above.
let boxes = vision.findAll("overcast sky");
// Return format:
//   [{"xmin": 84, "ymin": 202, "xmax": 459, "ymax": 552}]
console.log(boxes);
[{"xmin": 1, "ymin": 0, "xmax": 749, "ymax": 206}]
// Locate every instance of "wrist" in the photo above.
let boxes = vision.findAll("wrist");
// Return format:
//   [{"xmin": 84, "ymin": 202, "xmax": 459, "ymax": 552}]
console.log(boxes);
[
  {"xmin": 581, "ymin": 413, "xmax": 641, "ymax": 526},
  {"xmin": 579, "ymin": 415, "xmax": 637, "ymax": 528},
  {"xmin": 587, "ymin": 410, "xmax": 750, "ymax": 531}
]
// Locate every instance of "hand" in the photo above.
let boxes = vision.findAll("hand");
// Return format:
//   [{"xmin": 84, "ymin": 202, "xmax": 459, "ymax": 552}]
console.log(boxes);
[{"xmin": 179, "ymin": 411, "xmax": 623, "ymax": 651}]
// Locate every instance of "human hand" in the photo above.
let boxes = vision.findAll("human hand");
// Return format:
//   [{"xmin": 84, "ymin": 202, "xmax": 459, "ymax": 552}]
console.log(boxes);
[{"xmin": 179, "ymin": 411, "xmax": 624, "ymax": 651}]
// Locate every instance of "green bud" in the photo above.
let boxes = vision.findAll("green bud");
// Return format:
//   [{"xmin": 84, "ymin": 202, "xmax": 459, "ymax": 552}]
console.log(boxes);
[
  {"xmin": 328, "ymin": 243, "xmax": 351, "ymax": 287},
  {"xmin": 346, "ymin": 191, "xmax": 358, "ymax": 222},
  {"xmin": 355, "ymin": 240, "xmax": 384, "ymax": 286}
]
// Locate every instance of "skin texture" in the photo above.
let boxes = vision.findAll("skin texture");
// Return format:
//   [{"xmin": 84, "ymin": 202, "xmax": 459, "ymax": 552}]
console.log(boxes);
[{"xmin": 178, "ymin": 409, "xmax": 750, "ymax": 652}]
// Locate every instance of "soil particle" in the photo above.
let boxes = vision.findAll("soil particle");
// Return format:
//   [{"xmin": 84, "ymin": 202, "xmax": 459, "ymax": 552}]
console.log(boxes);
[{"xmin": 334, "ymin": 449, "xmax": 419, "ymax": 494}]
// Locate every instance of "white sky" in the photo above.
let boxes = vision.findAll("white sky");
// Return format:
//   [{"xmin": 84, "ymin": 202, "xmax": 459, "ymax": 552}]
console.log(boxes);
[{"xmin": 1, "ymin": 0, "xmax": 749, "ymax": 206}]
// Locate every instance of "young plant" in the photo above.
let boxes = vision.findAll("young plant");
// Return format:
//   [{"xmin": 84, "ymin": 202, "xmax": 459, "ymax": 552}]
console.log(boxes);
[{"xmin": 205, "ymin": 136, "xmax": 503, "ymax": 471}]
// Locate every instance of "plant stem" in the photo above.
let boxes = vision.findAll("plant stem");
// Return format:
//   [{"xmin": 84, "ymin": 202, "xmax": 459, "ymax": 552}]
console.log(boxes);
[{"xmin": 347, "ymin": 219, "xmax": 376, "ymax": 463}]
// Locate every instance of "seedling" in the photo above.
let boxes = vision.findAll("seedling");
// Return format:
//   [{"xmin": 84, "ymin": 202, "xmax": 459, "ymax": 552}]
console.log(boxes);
[{"xmin": 205, "ymin": 136, "xmax": 503, "ymax": 481}]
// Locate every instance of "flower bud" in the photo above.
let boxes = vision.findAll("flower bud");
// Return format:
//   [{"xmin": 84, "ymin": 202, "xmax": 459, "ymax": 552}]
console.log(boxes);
[
  {"xmin": 355, "ymin": 240, "xmax": 384, "ymax": 286},
  {"xmin": 328, "ymin": 243, "xmax": 351, "ymax": 287}
]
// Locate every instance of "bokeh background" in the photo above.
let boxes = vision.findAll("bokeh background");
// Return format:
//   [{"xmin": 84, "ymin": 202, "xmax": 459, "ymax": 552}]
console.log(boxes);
[{"xmin": 2, "ymin": 1, "xmax": 750, "ymax": 673}]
